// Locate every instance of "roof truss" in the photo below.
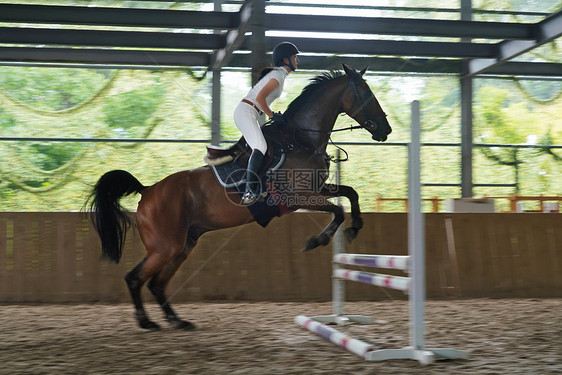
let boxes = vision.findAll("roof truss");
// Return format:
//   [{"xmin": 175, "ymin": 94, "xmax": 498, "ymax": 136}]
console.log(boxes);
[
  {"xmin": 466, "ymin": 10, "xmax": 562, "ymax": 77},
  {"xmin": 0, "ymin": 2, "xmax": 559, "ymax": 77}
]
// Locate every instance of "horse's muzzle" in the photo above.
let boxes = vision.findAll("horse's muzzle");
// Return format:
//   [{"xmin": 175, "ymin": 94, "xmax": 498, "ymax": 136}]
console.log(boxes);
[
  {"xmin": 366, "ymin": 120, "xmax": 390, "ymax": 142},
  {"xmin": 363, "ymin": 120, "xmax": 377, "ymax": 135}
]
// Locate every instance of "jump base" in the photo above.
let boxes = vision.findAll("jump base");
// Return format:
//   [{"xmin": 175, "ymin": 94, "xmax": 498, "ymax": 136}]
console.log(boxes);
[
  {"xmin": 310, "ymin": 314, "xmax": 373, "ymax": 326},
  {"xmin": 365, "ymin": 347, "xmax": 469, "ymax": 365}
]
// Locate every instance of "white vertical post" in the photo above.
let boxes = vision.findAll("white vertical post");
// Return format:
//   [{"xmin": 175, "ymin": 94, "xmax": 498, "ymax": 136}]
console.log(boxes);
[
  {"xmin": 409, "ymin": 100, "xmax": 425, "ymax": 350},
  {"xmin": 333, "ymin": 149, "xmax": 345, "ymax": 317}
]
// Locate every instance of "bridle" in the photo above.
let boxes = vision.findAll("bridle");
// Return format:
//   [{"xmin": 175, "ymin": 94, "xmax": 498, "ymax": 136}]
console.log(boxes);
[
  {"xmin": 324, "ymin": 77, "xmax": 389, "ymax": 163},
  {"xmin": 347, "ymin": 77, "xmax": 387, "ymax": 134},
  {"xmin": 274, "ymin": 75, "xmax": 388, "ymax": 162}
]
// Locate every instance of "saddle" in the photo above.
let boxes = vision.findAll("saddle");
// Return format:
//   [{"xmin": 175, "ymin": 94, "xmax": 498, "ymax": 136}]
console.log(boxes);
[
  {"xmin": 204, "ymin": 140, "xmax": 245, "ymax": 166},
  {"xmin": 204, "ymin": 124, "xmax": 291, "ymax": 171},
  {"xmin": 208, "ymin": 127, "xmax": 291, "ymax": 227},
  {"xmin": 209, "ymin": 134, "xmax": 286, "ymax": 189}
]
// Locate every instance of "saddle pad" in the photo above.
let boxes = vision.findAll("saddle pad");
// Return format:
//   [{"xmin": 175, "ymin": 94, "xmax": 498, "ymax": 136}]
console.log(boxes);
[
  {"xmin": 211, "ymin": 141, "xmax": 288, "ymax": 227},
  {"xmin": 211, "ymin": 140, "xmax": 286, "ymax": 189}
]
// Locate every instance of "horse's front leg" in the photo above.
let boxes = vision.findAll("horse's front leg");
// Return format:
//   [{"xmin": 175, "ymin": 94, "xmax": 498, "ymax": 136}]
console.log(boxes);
[
  {"xmin": 320, "ymin": 183, "xmax": 363, "ymax": 242},
  {"xmin": 292, "ymin": 198, "xmax": 345, "ymax": 252}
]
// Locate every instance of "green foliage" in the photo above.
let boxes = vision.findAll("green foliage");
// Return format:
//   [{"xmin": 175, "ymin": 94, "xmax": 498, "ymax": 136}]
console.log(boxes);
[
  {"xmin": 0, "ymin": 65, "xmax": 560, "ymax": 212},
  {"xmin": 0, "ymin": 67, "xmax": 112, "ymax": 111},
  {"xmin": 0, "ymin": 107, "xmax": 16, "ymax": 130},
  {"xmin": 102, "ymin": 84, "xmax": 164, "ymax": 137},
  {"xmin": 28, "ymin": 142, "xmax": 83, "ymax": 171}
]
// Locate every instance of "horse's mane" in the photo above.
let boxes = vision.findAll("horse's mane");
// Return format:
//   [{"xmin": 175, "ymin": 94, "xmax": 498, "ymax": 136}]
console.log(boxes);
[{"xmin": 284, "ymin": 70, "xmax": 344, "ymax": 119}]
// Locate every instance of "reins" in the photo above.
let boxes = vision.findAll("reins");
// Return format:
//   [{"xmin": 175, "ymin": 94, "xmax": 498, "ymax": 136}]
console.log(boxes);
[
  {"xmin": 296, "ymin": 124, "xmax": 364, "ymax": 134},
  {"xmin": 328, "ymin": 134, "xmax": 349, "ymax": 163}
]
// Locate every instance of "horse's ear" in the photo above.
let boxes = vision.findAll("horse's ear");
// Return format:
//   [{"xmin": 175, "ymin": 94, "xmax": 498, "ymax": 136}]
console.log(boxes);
[
  {"xmin": 360, "ymin": 66, "xmax": 368, "ymax": 76},
  {"xmin": 342, "ymin": 64, "xmax": 355, "ymax": 76}
]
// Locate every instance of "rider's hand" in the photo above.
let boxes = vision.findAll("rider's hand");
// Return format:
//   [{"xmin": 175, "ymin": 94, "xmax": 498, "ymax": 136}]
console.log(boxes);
[{"xmin": 271, "ymin": 112, "xmax": 286, "ymax": 126}]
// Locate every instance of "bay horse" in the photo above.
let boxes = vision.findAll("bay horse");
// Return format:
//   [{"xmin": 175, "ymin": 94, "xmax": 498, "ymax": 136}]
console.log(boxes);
[{"xmin": 86, "ymin": 64, "xmax": 391, "ymax": 330}]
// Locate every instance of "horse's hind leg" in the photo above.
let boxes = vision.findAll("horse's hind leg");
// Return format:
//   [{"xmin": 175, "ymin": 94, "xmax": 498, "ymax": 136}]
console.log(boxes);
[
  {"xmin": 148, "ymin": 241, "xmax": 196, "ymax": 330},
  {"xmin": 125, "ymin": 250, "xmax": 182, "ymax": 330},
  {"xmin": 125, "ymin": 257, "xmax": 161, "ymax": 330}
]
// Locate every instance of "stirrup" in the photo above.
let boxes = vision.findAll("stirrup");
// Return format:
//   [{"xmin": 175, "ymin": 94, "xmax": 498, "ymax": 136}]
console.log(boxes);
[
  {"xmin": 241, "ymin": 191, "xmax": 258, "ymax": 205},
  {"xmin": 241, "ymin": 191, "xmax": 267, "ymax": 205}
]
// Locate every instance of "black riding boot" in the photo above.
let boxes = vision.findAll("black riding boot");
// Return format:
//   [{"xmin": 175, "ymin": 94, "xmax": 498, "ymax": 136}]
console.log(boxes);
[{"xmin": 241, "ymin": 150, "xmax": 265, "ymax": 205}]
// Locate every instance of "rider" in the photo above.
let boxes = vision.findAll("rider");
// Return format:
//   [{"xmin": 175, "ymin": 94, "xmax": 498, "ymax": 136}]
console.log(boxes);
[{"xmin": 234, "ymin": 41, "xmax": 299, "ymax": 205}]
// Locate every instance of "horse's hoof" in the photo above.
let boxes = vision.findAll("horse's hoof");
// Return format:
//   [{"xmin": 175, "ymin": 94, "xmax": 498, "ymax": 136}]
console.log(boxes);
[
  {"xmin": 344, "ymin": 227, "xmax": 359, "ymax": 243},
  {"xmin": 139, "ymin": 319, "xmax": 161, "ymax": 331},
  {"xmin": 301, "ymin": 236, "xmax": 318, "ymax": 252},
  {"xmin": 172, "ymin": 320, "xmax": 196, "ymax": 331}
]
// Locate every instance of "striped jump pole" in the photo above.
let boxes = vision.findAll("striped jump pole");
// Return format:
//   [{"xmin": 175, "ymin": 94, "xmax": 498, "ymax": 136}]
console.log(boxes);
[
  {"xmin": 334, "ymin": 254, "xmax": 409, "ymax": 271},
  {"xmin": 294, "ymin": 315, "xmax": 374, "ymax": 358},
  {"xmin": 333, "ymin": 269, "xmax": 410, "ymax": 291}
]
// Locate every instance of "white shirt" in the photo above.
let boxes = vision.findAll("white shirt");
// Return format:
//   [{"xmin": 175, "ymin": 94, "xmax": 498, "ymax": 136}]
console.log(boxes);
[{"xmin": 243, "ymin": 67, "xmax": 288, "ymax": 110}]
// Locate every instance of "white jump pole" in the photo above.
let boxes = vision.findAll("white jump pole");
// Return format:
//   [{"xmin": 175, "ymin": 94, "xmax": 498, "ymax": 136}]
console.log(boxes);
[
  {"xmin": 334, "ymin": 254, "xmax": 409, "ymax": 270},
  {"xmin": 294, "ymin": 315, "xmax": 374, "ymax": 358}
]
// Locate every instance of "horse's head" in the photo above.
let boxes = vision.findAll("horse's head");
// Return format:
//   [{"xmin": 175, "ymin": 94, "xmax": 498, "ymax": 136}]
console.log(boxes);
[{"xmin": 341, "ymin": 64, "xmax": 392, "ymax": 142}]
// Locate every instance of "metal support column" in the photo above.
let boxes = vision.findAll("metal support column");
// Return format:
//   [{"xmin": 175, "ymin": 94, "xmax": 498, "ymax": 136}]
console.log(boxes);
[
  {"xmin": 211, "ymin": 69, "xmax": 221, "ymax": 146},
  {"xmin": 460, "ymin": 0, "xmax": 473, "ymax": 197},
  {"xmin": 251, "ymin": 0, "xmax": 267, "ymax": 86},
  {"xmin": 211, "ymin": 0, "xmax": 224, "ymax": 146}
]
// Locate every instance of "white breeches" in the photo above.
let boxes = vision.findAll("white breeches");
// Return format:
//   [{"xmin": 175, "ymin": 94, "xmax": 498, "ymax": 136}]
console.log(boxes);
[{"xmin": 234, "ymin": 102, "xmax": 267, "ymax": 154}]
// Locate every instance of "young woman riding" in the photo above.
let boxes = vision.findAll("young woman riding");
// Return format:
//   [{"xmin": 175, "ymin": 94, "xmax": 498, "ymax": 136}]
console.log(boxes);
[{"xmin": 234, "ymin": 41, "xmax": 300, "ymax": 205}]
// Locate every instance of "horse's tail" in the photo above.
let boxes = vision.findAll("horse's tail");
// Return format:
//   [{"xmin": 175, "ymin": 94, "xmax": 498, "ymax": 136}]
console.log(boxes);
[{"xmin": 86, "ymin": 170, "xmax": 145, "ymax": 263}]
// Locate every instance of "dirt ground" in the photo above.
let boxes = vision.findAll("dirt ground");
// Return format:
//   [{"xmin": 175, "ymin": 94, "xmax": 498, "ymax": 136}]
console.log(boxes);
[{"xmin": 0, "ymin": 299, "xmax": 560, "ymax": 375}]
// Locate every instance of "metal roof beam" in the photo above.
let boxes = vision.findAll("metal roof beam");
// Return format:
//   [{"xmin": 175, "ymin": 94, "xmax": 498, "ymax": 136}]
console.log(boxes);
[
  {"xmin": 0, "ymin": 27, "xmax": 225, "ymax": 50},
  {"xmin": 0, "ymin": 49, "xmax": 461, "ymax": 73},
  {"xmin": 255, "ymin": 37, "xmax": 495, "ymax": 59},
  {"xmin": 267, "ymin": 14, "xmax": 533, "ymax": 40},
  {"xmin": 1, "ymin": 47, "xmax": 560, "ymax": 77},
  {"xmin": 466, "ymin": 9, "xmax": 562, "ymax": 77},
  {"xmin": 282, "ymin": 56, "xmax": 462, "ymax": 74},
  {"xmin": 486, "ymin": 61, "xmax": 562, "ymax": 76},
  {"xmin": 212, "ymin": 0, "xmax": 251, "ymax": 70},
  {"xmin": 0, "ymin": 4, "xmax": 537, "ymax": 40},
  {"xmin": 0, "ymin": 27, "xmax": 497, "ymax": 59},
  {"xmin": 0, "ymin": 47, "xmax": 211, "ymax": 67},
  {"xmin": 0, "ymin": 4, "xmax": 237, "ymax": 29}
]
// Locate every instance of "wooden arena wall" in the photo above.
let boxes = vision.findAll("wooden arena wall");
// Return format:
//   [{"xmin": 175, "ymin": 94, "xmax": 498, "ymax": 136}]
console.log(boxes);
[{"xmin": 0, "ymin": 212, "xmax": 560, "ymax": 303}]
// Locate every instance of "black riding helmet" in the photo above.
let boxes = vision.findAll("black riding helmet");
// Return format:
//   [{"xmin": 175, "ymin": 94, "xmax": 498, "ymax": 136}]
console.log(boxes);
[{"xmin": 272, "ymin": 42, "xmax": 300, "ymax": 71}]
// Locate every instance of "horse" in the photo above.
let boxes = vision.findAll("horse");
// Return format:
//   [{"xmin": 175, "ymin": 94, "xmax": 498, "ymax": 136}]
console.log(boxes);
[{"xmin": 86, "ymin": 64, "xmax": 392, "ymax": 330}]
